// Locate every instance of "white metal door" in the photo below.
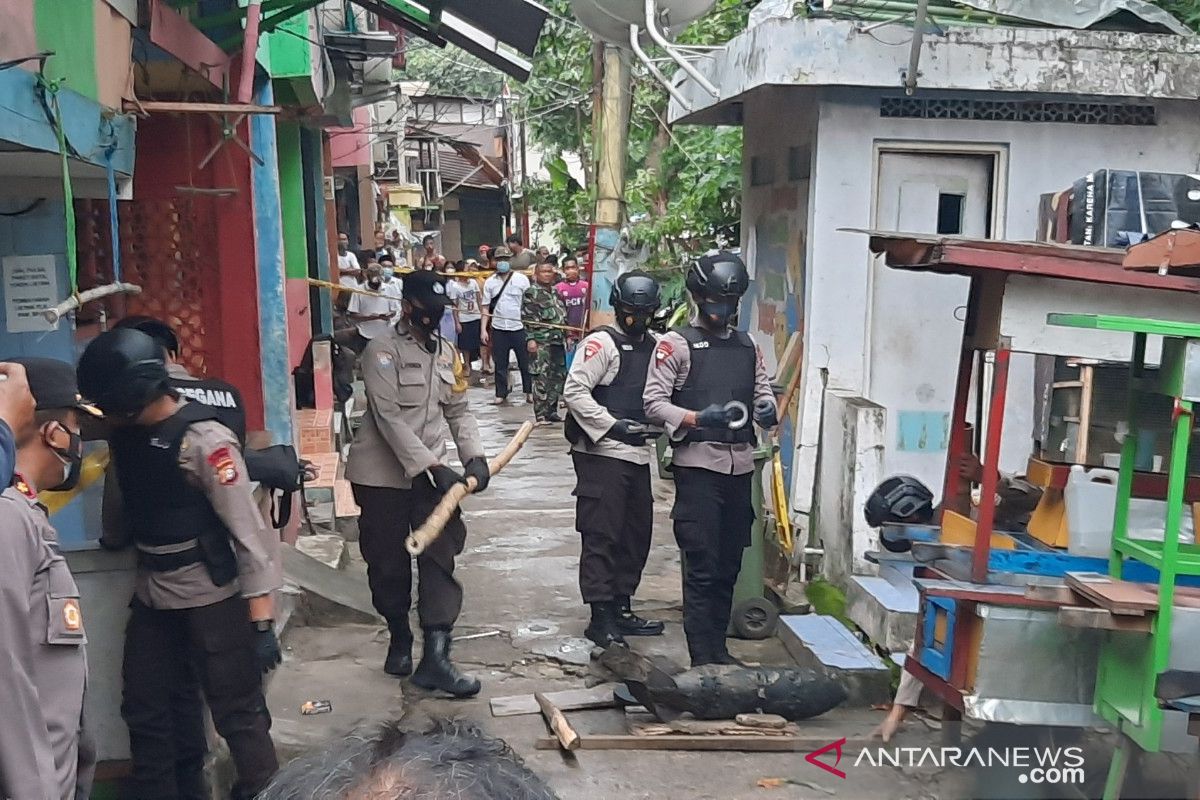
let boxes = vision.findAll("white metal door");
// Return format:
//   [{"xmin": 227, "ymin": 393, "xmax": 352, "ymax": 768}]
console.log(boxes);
[{"xmin": 869, "ymin": 152, "xmax": 992, "ymax": 494}]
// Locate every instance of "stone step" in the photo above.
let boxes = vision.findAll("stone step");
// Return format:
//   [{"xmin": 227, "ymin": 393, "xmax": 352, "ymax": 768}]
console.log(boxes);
[
  {"xmin": 281, "ymin": 542, "xmax": 380, "ymax": 626},
  {"xmin": 294, "ymin": 533, "xmax": 348, "ymax": 570},
  {"xmin": 846, "ymin": 572, "xmax": 919, "ymax": 653},
  {"xmin": 778, "ymin": 614, "xmax": 891, "ymax": 707}
]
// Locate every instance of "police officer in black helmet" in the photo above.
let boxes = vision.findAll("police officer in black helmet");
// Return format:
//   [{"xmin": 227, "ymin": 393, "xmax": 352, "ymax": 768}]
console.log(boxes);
[
  {"xmin": 644, "ymin": 252, "xmax": 777, "ymax": 667},
  {"xmin": 564, "ymin": 270, "xmax": 665, "ymax": 647},
  {"xmin": 78, "ymin": 328, "xmax": 279, "ymax": 800}
]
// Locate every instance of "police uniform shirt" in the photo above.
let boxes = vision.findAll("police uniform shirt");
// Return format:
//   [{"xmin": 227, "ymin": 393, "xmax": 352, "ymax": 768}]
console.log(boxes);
[
  {"xmin": 102, "ymin": 414, "xmax": 278, "ymax": 610},
  {"xmin": 643, "ymin": 326, "xmax": 775, "ymax": 476},
  {"xmin": 0, "ymin": 483, "xmax": 90, "ymax": 800},
  {"xmin": 564, "ymin": 330, "xmax": 655, "ymax": 466},
  {"xmin": 346, "ymin": 319, "xmax": 485, "ymax": 489}
]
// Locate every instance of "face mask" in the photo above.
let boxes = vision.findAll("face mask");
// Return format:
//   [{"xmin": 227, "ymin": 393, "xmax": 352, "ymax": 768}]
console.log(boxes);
[
  {"xmin": 700, "ymin": 299, "xmax": 738, "ymax": 329},
  {"xmin": 619, "ymin": 310, "xmax": 651, "ymax": 337},
  {"xmin": 496, "ymin": 261, "xmax": 511, "ymax": 274},
  {"xmin": 368, "ymin": 279, "xmax": 382, "ymax": 290},
  {"xmin": 382, "ymin": 268, "xmax": 395, "ymax": 280},
  {"xmin": 47, "ymin": 424, "xmax": 83, "ymax": 492},
  {"xmin": 408, "ymin": 302, "xmax": 441, "ymax": 337}
]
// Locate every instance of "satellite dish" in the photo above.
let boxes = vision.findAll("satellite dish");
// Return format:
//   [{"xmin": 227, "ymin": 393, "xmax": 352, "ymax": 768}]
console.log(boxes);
[{"xmin": 570, "ymin": 0, "xmax": 717, "ymax": 43}]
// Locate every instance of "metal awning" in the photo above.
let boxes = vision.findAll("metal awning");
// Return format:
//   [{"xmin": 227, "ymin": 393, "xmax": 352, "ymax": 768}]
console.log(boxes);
[{"xmin": 440, "ymin": 0, "xmax": 548, "ymax": 57}]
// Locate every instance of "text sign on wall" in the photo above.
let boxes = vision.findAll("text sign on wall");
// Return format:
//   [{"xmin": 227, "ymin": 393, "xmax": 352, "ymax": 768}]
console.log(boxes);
[{"xmin": 3, "ymin": 255, "xmax": 59, "ymax": 333}]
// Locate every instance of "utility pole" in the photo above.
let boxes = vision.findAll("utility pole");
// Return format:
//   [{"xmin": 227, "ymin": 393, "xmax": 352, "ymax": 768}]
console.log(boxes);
[{"xmin": 594, "ymin": 43, "xmax": 631, "ymax": 227}]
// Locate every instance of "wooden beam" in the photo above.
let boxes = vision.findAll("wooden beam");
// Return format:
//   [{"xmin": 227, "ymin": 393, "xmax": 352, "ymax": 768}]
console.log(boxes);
[
  {"xmin": 905, "ymin": 655, "xmax": 967, "ymax": 711},
  {"xmin": 534, "ymin": 735, "xmax": 867, "ymax": 752},
  {"xmin": 124, "ymin": 101, "xmax": 282, "ymax": 115},
  {"xmin": 1058, "ymin": 606, "xmax": 1153, "ymax": 633},
  {"xmin": 535, "ymin": 693, "xmax": 580, "ymax": 752},
  {"xmin": 1066, "ymin": 572, "xmax": 1155, "ymax": 615}
]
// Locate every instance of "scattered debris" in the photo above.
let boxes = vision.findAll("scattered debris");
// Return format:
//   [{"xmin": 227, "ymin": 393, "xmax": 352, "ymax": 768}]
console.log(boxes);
[{"xmin": 300, "ymin": 700, "xmax": 332, "ymax": 715}]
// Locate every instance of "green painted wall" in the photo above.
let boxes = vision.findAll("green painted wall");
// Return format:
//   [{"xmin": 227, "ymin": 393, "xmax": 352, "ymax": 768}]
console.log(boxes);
[
  {"xmin": 35, "ymin": 0, "xmax": 98, "ymax": 101},
  {"xmin": 276, "ymin": 121, "xmax": 310, "ymax": 280}
]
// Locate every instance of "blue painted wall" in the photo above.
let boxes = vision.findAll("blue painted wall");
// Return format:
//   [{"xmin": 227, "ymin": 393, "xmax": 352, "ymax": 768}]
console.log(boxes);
[{"xmin": 249, "ymin": 81, "xmax": 294, "ymax": 445}]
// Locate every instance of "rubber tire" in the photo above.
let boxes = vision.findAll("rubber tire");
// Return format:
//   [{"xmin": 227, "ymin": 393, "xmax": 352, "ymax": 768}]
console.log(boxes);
[{"xmin": 731, "ymin": 597, "xmax": 778, "ymax": 640}]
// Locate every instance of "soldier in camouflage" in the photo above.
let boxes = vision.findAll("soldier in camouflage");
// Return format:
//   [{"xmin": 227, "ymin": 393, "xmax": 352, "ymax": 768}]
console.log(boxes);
[{"xmin": 522, "ymin": 261, "xmax": 569, "ymax": 425}]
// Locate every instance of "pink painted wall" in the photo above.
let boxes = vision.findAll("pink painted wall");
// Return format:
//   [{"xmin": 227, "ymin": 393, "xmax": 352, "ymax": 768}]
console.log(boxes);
[
  {"xmin": 285, "ymin": 278, "xmax": 311, "ymax": 370},
  {"xmin": 329, "ymin": 106, "xmax": 373, "ymax": 168},
  {"xmin": 0, "ymin": 0, "xmax": 38, "ymax": 65}
]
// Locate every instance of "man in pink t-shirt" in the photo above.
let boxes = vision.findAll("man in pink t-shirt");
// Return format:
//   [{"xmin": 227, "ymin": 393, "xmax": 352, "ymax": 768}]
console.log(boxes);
[{"xmin": 554, "ymin": 255, "xmax": 589, "ymax": 357}]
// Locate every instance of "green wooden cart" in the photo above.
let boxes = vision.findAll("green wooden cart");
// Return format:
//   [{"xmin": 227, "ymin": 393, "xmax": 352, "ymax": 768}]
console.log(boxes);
[{"xmin": 1049, "ymin": 313, "xmax": 1200, "ymax": 799}]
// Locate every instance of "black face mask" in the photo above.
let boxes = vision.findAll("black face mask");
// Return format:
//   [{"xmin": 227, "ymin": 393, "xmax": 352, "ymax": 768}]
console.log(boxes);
[
  {"xmin": 700, "ymin": 298, "xmax": 738, "ymax": 329},
  {"xmin": 47, "ymin": 427, "xmax": 84, "ymax": 492},
  {"xmin": 408, "ymin": 302, "xmax": 442, "ymax": 339},
  {"xmin": 618, "ymin": 308, "xmax": 652, "ymax": 338},
  {"xmin": 368, "ymin": 280, "xmax": 382, "ymax": 290}
]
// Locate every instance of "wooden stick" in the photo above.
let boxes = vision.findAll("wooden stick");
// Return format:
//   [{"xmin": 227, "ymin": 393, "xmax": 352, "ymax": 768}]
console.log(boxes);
[
  {"xmin": 406, "ymin": 421, "xmax": 535, "ymax": 555},
  {"xmin": 535, "ymin": 692, "xmax": 581, "ymax": 752}
]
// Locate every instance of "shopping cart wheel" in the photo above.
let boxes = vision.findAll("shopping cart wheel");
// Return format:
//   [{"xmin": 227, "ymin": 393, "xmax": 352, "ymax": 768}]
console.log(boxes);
[{"xmin": 732, "ymin": 597, "xmax": 778, "ymax": 640}]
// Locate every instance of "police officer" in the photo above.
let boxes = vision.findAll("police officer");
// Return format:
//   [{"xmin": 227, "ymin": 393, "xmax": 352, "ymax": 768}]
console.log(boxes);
[
  {"xmin": 644, "ymin": 252, "xmax": 777, "ymax": 667},
  {"xmin": 346, "ymin": 269, "xmax": 490, "ymax": 697},
  {"xmin": 564, "ymin": 270, "xmax": 664, "ymax": 647},
  {"xmin": 0, "ymin": 358, "xmax": 96, "ymax": 800},
  {"xmin": 77, "ymin": 329, "xmax": 280, "ymax": 800}
]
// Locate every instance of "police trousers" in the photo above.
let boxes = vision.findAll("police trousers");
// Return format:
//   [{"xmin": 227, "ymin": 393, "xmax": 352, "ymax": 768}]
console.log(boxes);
[
  {"xmin": 121, "ymin": 594, "xmax": 277, "ymax": 800},
  {"xmin": 353, "ymin": 480, "xmax": 467, "ymax": 633},
  {"xmin": 572, "ymin": 451, "xmax": 654, "ymax": 604},
  {"xmin": 671, "ymin": 466, "xmax": 754, "ymax": 662}
]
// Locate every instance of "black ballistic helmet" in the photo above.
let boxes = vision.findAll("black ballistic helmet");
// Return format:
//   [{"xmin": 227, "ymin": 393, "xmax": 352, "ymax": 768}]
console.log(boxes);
[
  {"xmin": 863, "ymin": 475, "xmax": 935, "ymax": 528},
  {"xmin": 610, "ymin": 270, "xmax": 661, "ymax": 311},
  {"xmin": 685, "ymin": 251, "xmax": 749, "ymax": 298},
  {"xmin": 77, "ymin": 328, "xmax": 171, "ymax": 417},
  {"xmin": 115, "ymin": 315, "xmax": 180, "ymax": 357}
]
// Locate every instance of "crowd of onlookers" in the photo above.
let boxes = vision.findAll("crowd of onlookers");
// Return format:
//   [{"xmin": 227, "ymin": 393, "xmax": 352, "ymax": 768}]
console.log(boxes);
[{"xmin": 332, "ymin": 229, "xmax": 591, "ymax": 418}]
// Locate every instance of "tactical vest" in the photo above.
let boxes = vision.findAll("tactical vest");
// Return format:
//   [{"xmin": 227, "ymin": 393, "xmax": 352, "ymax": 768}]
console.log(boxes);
[
  {"xmin": 110, "ymin": 403, "xmax": 237, "ymax": 586},
  {"xmin": 671, "ymin": 326, "xmax": 756, "ymax": 445},
  {"xmin": 566, "ymin": 327, "xmax": 654, "ymax": 445},
  {"xmin": 169, "ymin": 376, "xmax": 246, "ymax": 445}
]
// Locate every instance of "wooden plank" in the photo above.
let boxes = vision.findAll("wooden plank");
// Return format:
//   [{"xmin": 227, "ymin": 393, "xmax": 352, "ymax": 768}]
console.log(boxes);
[
  {"xmin": 534, "ymin": 734, "xmax": 867, "ymax": 752},
  {"xmin": 490, "ymin": 685, "xmax": 617, "ymax": 717},
  {"xmin": 904, "ymin": 656, "xmax": 966, "ymax": 711},
  {"xmin": 1023, "ymin": 584, "xmax": 1085, "ymax": 605},
  {"xmin": 125, "ymin": 100, "xmax": 282, "ymax": 115},
  {"xmin": 535, "ymin": 693, "xmax": 580, "ymax": 752},
  {"xmin": 630, "ymin": 719, "xmax": 801, "ymax": 737},
  {"xmin": 1058, "ymin": 606, "xmax": 1153, "ymax": 633},
  {"xmin": 914, "ymin": 579, "xmax": 1065, "ymax": 610},
  {"xmin": 1065, "ymin": 572, "xmax": 1155, "ymax": 615}
]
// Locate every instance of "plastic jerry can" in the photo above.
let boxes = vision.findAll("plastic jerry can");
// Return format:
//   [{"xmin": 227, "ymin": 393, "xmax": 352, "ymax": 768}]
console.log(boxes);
[{"xmin": 1064, "ymin": 465, "xmax": 1119, "ymax": 557}]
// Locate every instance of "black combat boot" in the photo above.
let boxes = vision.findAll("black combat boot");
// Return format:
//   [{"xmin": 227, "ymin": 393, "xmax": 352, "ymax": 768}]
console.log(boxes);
[
  {"xmin": 709, "ymin": 631, "xmax": 746, "ymax": 667},
  {"xmin": 411, "ymin": 629, "xmax": 481, "ymax": 697},
  {"xmin": 383, "ymin": 624, "xmax": 413, "ymax": 677},
  {"xmin": 584, "ymin": 601, "xmax": 627, "ymax": 647},
  {"xmin": 615, "ymin": 596, "xmax": 664, "ymax": 636}
]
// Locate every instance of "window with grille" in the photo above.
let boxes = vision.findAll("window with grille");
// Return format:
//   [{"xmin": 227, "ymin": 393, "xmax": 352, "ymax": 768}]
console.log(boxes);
[{"xmin": 880, "ymin": 97, "xmax": 1156, "ymax": 126}]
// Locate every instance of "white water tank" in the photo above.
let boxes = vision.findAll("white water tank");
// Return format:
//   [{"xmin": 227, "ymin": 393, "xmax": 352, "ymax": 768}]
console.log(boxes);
[{"xmin": 570, "ymin": 0, "xmax": 717, "ymax": 43}]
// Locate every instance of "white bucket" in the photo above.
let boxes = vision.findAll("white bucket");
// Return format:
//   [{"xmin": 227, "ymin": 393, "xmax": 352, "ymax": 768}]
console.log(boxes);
[{"xmin": 1064, "ymin": 465, "xmax": 1119, "ymax": 557}]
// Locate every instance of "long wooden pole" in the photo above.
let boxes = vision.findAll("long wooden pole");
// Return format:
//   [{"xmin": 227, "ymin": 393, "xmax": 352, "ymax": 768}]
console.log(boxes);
[{"xmin": 406, "ymin": 421, "xmax": 535, "ymax": 555}]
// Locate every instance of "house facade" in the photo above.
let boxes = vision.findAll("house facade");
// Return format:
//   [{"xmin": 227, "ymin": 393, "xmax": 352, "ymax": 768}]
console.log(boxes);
[{"xmin": 667, "ymin": 10, "xmax": 1200, "ymax": 579}]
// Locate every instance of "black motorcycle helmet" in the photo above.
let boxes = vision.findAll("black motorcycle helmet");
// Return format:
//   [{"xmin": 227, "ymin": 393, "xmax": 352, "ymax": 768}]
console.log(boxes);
[
  {"xmin": 864, "ymin": 475, "xmax": 935, "ymax": 528},
  {"xmin": 686, "ymin": 252, "xmax": 748, "ymax": 328},
  {"xmin": 610, "ymin": 270, "xmax": 661, "ymax": 336},
  {"xmin": 77, "ymin": 328, "xmax": 171, "ymax": 419}
]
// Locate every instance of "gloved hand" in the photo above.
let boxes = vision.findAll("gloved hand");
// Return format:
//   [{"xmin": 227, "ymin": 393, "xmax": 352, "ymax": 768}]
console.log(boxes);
[
  {"xmin": 428, "ymin": 464, "xmax": 465, "ymax": 494},
  {"xmin": 754, "ymin": 397, "xmax": 779, "ymax": 428},
  {"xmin": 463, "ymin": 457, "xmax": 491, "ymax": 493},
  {"xmin": 606, "ymin": 418, "xmax": 649, "ymax": 444},
  {"xmin": 253, "ymin": 624, "xmax": 282, "ymax": 674},
  {"xmin": 695, "ymin": 403, "xmax": 733, "ymax": 429}
]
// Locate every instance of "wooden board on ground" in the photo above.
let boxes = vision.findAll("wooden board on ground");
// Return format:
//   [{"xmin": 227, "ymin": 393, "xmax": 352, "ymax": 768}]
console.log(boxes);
[
  {"xmin": 490, "ymin": 685, "xmax": 617, "ymax": 717},
  {"xmin": 630, "ymin": 719, "xmax": 801, "ymax": 737},
  {"xmin": 534, "ymin": 734, "xmax": 865, "ymax": 752}
]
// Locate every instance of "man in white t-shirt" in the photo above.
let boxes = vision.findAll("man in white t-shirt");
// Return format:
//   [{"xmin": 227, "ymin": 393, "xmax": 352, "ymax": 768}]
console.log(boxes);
[
  {"xmin": 482, "ymin": 247, "xmax": 532, "ymax": 405},
  {"xmin": 342, "ymin": 265, "xmax": 399, "ymax": 354},
  {"xmin": 448, "ymin": 261, "xmax": 484, "ymax": 380},
  {"xmin": 337, "ymin": 232, "xmax": 361, "ymax": 279}
]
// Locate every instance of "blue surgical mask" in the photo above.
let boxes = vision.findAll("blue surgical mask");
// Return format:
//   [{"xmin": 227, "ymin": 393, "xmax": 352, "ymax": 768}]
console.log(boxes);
[
  {"xmin": 496, "ymin": 261, "xmax": 511, "ymax": 273},
  {"xmin": 382, "ymin": 268, "xmax": 395, "ymax": 279}
]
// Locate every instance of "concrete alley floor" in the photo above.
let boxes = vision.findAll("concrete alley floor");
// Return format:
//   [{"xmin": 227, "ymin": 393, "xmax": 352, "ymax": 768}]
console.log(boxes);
[{"xmin": 267, "ymin": 385, "xmax": 951, "ymax": 800}]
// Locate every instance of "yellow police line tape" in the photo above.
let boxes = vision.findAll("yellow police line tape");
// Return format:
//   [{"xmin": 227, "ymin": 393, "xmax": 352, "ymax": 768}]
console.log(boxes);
[{"xmin": 305, "ymin": 277, "xmax": 586, "ymax": 335}]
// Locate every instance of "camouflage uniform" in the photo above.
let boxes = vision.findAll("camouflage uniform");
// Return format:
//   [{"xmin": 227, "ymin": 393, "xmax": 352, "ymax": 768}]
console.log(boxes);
[{"xmin": 522, "ymin": 283, "xmax": 568, "ymax": 421}]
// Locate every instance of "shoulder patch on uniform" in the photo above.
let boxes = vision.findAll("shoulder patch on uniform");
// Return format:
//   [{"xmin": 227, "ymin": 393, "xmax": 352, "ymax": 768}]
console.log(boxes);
[
  {"xmin": 654, "ymin": 339, "xmax": 673, "ymax": 366},
  {"xmin": 583, "ymin": 339, "xmax": 603, "ymax": 361},
  {"xmin": 12, "ymin": 474, "xmax": 35, "ymax": 501},
  {"xmin": 62, "ymin": 599, "xmax": 82, "ymax": 632},
  {"xmin": 376, "ymin": 351, "xmax": 393, "ymax": 367},
  {"xmin": 207, "ymin": 446, "xmax": 239, "ymax": 485}
]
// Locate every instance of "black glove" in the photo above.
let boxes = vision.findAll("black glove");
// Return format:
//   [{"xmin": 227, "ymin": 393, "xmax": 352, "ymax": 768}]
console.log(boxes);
[
  {"xmin": 606, "ymin": 418, "xmax": 649, "ymax": 445},
  {"xmin": 428, "ymin": 464, "xmax": 465, "ymax": 494},
  {"xmin": 695, "ymin": 403, "xmax": 733, "ymax": 429},
  {"xmin": 253, "ymin": 624, "xmax": 282, "ymax": 674},
  {"xmin": 754, "ymin": 397, "xmax": 779, "ymax": 428},
  {"xmin": 463, "ymin": 457, "xmax": 490, "ymax": 493}
]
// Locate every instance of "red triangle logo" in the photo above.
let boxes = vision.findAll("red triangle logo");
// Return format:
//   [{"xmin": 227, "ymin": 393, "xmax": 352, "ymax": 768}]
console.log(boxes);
[{"xmin": 805, "ymin": 738, "xmax": 847, "ymax": 779}]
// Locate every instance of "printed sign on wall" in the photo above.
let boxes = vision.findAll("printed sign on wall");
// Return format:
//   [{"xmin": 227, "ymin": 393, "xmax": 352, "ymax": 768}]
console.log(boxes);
[{"xmin": 3, "ymin": 255, "xmax": 59, "ymax": 333}]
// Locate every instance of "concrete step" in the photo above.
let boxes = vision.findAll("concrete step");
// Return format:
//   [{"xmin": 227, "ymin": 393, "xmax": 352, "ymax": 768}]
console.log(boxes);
[
  {"xmin": 778, "ymin": 614, "xmax": 891, "ymax": 707},
  {"xmin": 294, "ymin": 533, "xmax": 348, "ymax": 570},
  {"xmin": 846, "ymin": 572, "xmax": 919, "ymax": 653},
  {"xmin": 281, "ymin": 542, "xmax": 380, "ymax": 627}
]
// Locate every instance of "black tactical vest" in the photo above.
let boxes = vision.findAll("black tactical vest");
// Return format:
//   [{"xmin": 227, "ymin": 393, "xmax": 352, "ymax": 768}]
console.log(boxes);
[
  {"xmin": 169, "ymin": 376, "xmax": 246, "ymax": 445},
  {"xmin": 110, "ymin": 403, "xmax": 237, "ymax": 585},
  {"xmin": 565, "ymin": 327, "xmax": 655, "ymax": 445},
  {"xmin": 671, "ymin": 326, "xmax": 756, "ymax": 445}
]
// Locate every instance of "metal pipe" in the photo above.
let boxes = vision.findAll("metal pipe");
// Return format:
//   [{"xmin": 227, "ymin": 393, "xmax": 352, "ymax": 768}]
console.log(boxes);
[
  {"xmin": 42, "ymin": 283, "xmax": 142, "ymax": 325},
  {"xmin": 644, "ymin": 0, "xmax": 719, "ymax": 99},
  {"xmin": 237, "ymin": 0, "xmax": 262, "ymax": 103},
  {"xmin": 904, "ymin": 0, "xmax": 930, "ymax": 95},
  {"xmin": 629, "ymin": 24, "xmax": 692, "ymax": 112}
]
